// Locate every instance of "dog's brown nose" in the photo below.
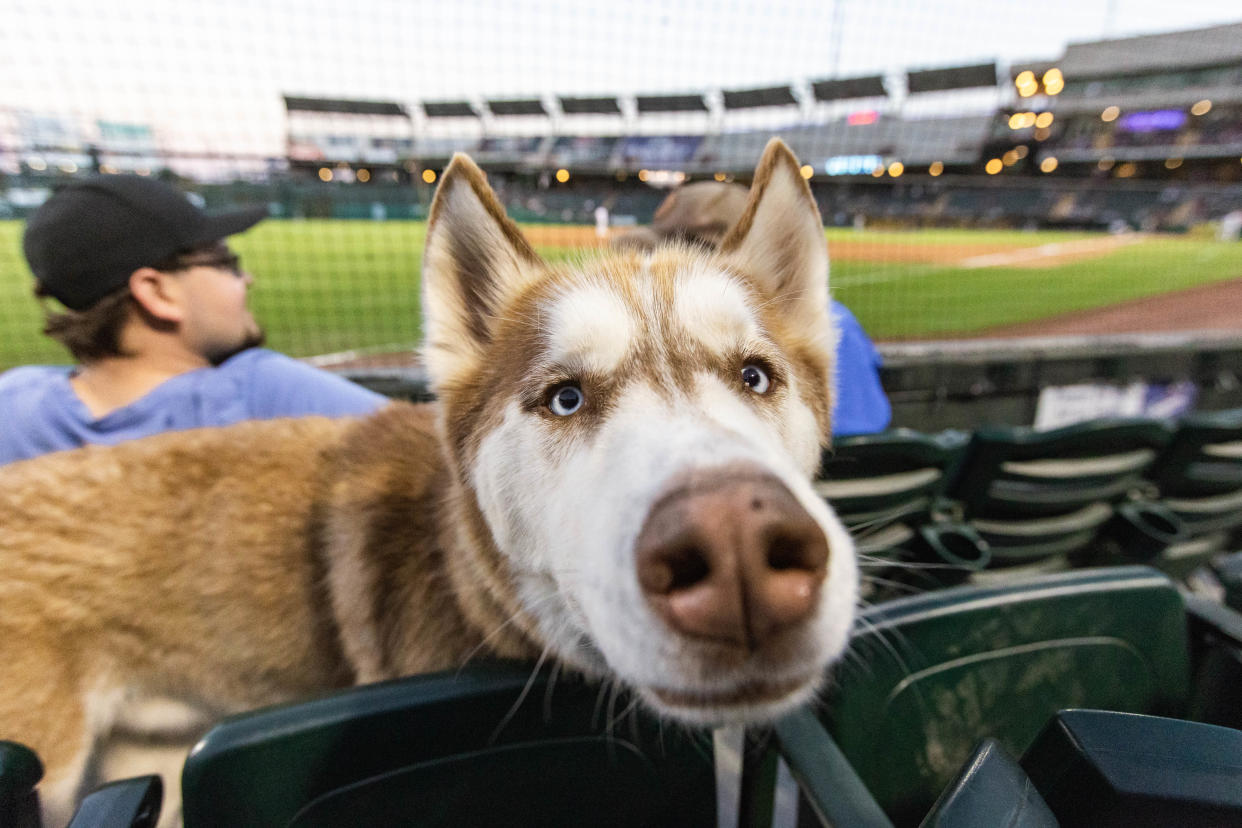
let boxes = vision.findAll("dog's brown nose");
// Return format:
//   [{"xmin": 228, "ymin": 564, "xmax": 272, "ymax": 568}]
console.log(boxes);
[{"xmin": 635, "ymin": 467, "xmax": 829, "ymax": 649}]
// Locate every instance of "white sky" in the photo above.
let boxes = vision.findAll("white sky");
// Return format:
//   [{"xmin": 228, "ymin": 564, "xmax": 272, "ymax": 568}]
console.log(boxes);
[{"xmin": 1, "ymin": 0, "xmax": 1239, "ymax": 153}]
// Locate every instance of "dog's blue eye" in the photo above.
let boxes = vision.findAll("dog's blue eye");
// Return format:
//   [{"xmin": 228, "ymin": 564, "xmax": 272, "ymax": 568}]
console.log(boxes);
[
  {"xmin": 741, "ymin": 364, "xmax": 770, "ymax": 394},
  {"xmin": 548, "ymin": 384, "xmax": 584, "ymax": 416}
]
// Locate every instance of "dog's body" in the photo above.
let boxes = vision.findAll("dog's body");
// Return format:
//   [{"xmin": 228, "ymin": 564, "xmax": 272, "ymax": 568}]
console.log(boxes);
[{"xmin": 0, "ymin": 140, "xmax": 858, "ymax": 826}]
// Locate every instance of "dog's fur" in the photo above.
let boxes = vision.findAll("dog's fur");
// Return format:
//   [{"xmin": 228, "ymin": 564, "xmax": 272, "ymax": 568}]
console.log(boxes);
[{"xmin": 0, "ymin": 139, "xmax": 857, "ymax": 826}]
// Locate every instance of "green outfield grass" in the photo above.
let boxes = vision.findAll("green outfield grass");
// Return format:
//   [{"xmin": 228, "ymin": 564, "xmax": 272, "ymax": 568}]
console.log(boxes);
[{"xmin": 1, "ymin": 220, "xmax": 1239, "ymax": 369}]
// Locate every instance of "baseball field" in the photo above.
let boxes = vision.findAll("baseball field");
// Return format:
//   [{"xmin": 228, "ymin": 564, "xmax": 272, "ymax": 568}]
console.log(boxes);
[{"xmin": 1, "ymin": 220, "xmax": 1239, "ymax": 370}]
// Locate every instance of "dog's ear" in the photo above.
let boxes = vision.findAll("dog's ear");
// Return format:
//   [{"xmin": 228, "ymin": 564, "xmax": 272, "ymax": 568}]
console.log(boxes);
[
  {"xmin": 719, "ymin": 139, "xmax": 831, "ymax": 342},
  {"xmin": 421, "ymin": 153, "xmax": 543, "ymax": 386}
]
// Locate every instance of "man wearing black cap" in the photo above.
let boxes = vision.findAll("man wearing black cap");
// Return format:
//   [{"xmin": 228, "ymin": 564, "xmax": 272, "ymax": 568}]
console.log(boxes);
[{"xmin": 0, "ymin": 174, "xmax": 386, "ymax": 466}]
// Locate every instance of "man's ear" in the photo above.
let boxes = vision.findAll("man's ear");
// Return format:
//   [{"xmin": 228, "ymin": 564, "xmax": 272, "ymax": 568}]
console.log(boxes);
[
  {"xmin": 420, "ymin": 152, "xmax": 543, "ymax": 389},
  {"xmin": 127, "ymin": 267, "xmax": 185, "ymax": 323},
  {"xmin": 719, "ymin": 138, "xmax": 831, "ymax": 342}
]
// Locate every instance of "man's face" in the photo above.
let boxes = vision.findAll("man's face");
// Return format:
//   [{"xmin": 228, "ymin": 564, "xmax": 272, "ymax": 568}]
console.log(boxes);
[{"xmin": 170, "ymin": 244, "xmax": 265, "ymax": 364}]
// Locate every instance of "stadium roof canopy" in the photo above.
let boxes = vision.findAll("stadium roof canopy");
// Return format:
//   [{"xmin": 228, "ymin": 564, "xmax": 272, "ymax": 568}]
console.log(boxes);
[
  {"xmin": 1058, "ymin": 22, "xmax": 1242, "ymax": 78},
  {"xmin": 906, "ymin": 63, "xmax": 997, "ymax": 93},
  {"xmin": 486, "ymin": 98, "xmax": 547, "ymax": 116},
  {"xmin": 283, "ymin": 96, "xmax": 409, "ymax": 117},
  {"xmin": 635, "ymin": 94, "xmax": 709, "ymax": 113},
  {"xmin": 423, "ymin": 101, "xmax": 479, "ymax": 118},
  {"xmin": 721, "ymin": 85, "xmax": 797, "ymax": 109},
  {"xmin": 559, "ymin": 96, "xmax": 622, "ymax": 115},
  {"xmin": 810, "ymin": 75, "xmax": 887, "ymax": 102}
]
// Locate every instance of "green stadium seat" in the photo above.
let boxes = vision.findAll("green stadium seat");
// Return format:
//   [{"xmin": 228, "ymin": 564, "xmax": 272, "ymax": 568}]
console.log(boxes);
[
  {"xmin": 946, "ymin": 418, "xmax": 1176, "ymax": 572},
  {"xmin": 816, "ymin": 429, "xmax": 986, "ymax": 597},
  {"xmin": 178, "ymin": 661, "xmax": 718, "ymax": 828},
  {"xmin": 1147, "ymin": 407, "xmax": 1242, "ymax": 578},
  {"xmin": 809, "ymin": 565, "xmax": 1242, "ymax": 826},
  {"xmin": 0, "ymin": 740, "xmax": 43, "ymax": 828}
]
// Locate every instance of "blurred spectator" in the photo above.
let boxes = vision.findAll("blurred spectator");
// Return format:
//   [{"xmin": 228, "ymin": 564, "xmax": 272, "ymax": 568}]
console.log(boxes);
[
  {"xmin": 611, "ymin": 180, "xmax": 892, "ymax": 436},
  {"xmin": 0, "ymin": 174, "xmax": 386, "ymax": 466}
]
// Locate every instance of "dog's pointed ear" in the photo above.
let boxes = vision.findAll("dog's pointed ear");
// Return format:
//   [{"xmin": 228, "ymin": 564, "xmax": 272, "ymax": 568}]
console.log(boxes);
[
  {"xmin": 719, "ymin": 139, "xmax": 831, "ymax": 341},
  {"xmin": 421, "ymin": 153, "xmax": 543, "ymax": 386}
]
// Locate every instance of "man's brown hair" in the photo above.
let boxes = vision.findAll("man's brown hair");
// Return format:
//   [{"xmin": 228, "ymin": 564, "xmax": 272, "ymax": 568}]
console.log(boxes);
[{"xmin": 36, "ymin": 284, "xmax": 135, "ymax": 363}]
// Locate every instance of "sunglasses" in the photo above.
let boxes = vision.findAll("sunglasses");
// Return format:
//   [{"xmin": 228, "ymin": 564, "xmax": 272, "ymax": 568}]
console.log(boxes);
[{"xmin": 165, "ymin": 252, "xmax": 246, "ymax": 278}]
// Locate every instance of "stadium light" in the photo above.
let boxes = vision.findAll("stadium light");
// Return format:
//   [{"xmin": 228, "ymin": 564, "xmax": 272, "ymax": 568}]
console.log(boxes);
[
  {"xmin": 1014, "ymin": 70, "xmax": 1038, "ymax": 98},
  {"xmin": 555, "ymin": 168, "xmax": 570, "ymax": 183},
  {"xmin": 318, "ymin": 167, "xmax": 332, "ymax": 182},
  {"xmin": 638, "ymin": 169, "xmax": 650, "ymax": 182},
  {"xmin": 100, "ymin": 164, "xmax": 117, "ymax": 174},
  {"xmin": 422, "ymin": 169, "xmax": 437, "ymax": 184},
  {"xmin": 1098, "ymin": 157, "xmax": 1115, "ymax": 171},
  {"xmin": 985, "ymin": 158, "xmax": 1003, "ymax": 175},
  {"xmin": 1101, "ymin": 106, "xmax": 1120, "ymax": 122},
  {"xmin": 1009, "ymin": 112, "xmax": 1037, "ymax": 130},
  {"xmin": 1191, "ymin": 99, "xmax": 1212, "ymax": 116},
  {"xmin": 28, "ymin": 158, "xmax": 47, "ymax": 171},
  {"xmin": 928, "ymin": 161, "xmax": 944, "ymax": 176},
  {"xmin": 357, "ymin": 168, "xmax": 371, "ymax": 183},
  {"xmin": 1040, "ymin": 157, "xmax": 1058, "ymax": 173},
  {"xmin": 1014, "ymin": 145, "xmax": 1029, "ymax": 159},
  {"xmin": 713, "ymin": 172, "xmax": 728, "ymax": 182},
  {"xmin": 1002, "ymin": 150, "xmax": 1019, "ymax": 166},
  {"xmin": 1165, "ymin": 158, "xmax": 1183, "ymax": 170},
  {"xmin": 1035, "ymin": 112, "xmax": 1054, "ymax": 129},
  {"xmin": 60, "ymin": 162, "xmax": 78, "ymax": 174},
  {"xmin": 1116, "ymin": 162, "xmax": 1137, "ymax": 178},
  {"xmin": 1042, "ymin": 68, "xmax": 1064, "ymax": 95},
  {"xmin": 800, "ymin": 164, "xmax": 814, "ymax": 179},
  {"xmin": 887, "ymin": 162, "xmax": 904, "ymax": 178},
  {"xmin": 871, "ymin": 166, "xmax": 884, "ymax": 178}
]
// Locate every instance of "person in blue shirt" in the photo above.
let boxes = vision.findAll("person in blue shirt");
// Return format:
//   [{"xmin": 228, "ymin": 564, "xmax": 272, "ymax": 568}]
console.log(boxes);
[
  {"xmin": 611, "ymin": 180, "xmax": 892, "ymax": 437},
  {"xmin": 0, "ymin": 174, "xmax": 386, "ymax": 466}
]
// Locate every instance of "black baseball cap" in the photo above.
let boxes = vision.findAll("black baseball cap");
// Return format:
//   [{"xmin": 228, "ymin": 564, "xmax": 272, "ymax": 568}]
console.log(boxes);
[{"xmin": 23, "ymin": 175, "xmax": 268, "ymax": 311}]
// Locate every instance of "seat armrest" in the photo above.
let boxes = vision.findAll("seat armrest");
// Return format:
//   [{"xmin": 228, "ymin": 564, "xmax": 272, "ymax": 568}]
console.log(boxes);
[
  {"xmin": 66, "ymin": 776, "xmax": 162, "ymax": 828},
  {"xmin": 919, "ymin": 739, "xmax": 1057, "ymax": 828},
  {"xmin": 773, "ymin": 707, "xmax": 894, "ymax": 828}
]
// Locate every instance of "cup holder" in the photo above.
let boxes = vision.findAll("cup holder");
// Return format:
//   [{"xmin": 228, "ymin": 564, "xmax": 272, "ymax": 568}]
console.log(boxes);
[
  {"xmin": 1108, "ymin": 502, "xmax": 1186, "ymax": 560},
  {"xmin": 917, "ymin": 523, "xmax": 992, "ymax": 573}
]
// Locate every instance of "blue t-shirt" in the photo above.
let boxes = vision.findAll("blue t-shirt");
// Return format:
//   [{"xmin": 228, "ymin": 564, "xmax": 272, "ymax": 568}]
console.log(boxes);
[
  {"xmin": 831, "ymin": 300, "xmax": 891, "ymax": 437},
  {"xmin": 0, "ymin": 348, "xmax": 387, "ymax": 466}
]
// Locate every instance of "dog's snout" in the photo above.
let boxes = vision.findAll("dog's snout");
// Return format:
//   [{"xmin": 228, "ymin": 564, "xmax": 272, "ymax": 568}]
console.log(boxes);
[{"xmin": 635, "ymin": 468, "xmax": 828, "ymax": 649}]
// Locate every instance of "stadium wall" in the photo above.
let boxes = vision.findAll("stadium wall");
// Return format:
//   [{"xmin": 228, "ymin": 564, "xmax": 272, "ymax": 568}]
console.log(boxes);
[{"xmin": 334, "ymin": 333, "xmax": 1242, "ymax": 432}]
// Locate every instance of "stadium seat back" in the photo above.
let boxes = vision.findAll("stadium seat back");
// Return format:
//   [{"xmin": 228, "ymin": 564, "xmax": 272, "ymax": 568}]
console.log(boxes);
[
  {"xmin": 818, "ymin": 566, "xmax": 1191, "ymax": 826},
  {"xmin": 181, "ymin": 662, "xmax": 716, "ymax": 828},
  {"xmin": 1149, "ymin": 407, "xmax": 1242, "ymax": 538},
  {"xmin": 817, "ymin": 429, "xmax": 985, "ymax": 595},
  {"xmin": 816, "ymin": 429, "xmax": 970, "ymax": 531},
  {"xmin": 948, "ymin": 418, "xmax": 1174, "ymax": 565}
]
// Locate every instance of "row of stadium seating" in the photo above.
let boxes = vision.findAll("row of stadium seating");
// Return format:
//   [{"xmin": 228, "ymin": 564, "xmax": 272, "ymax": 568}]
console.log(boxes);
[
  {"xmin": 817, "ymin": 407, "xmax": 1242, "ymax": 603},
  {"xmin": 6, "ymin": 566, "xmax": 1241, "ymax": 826}
]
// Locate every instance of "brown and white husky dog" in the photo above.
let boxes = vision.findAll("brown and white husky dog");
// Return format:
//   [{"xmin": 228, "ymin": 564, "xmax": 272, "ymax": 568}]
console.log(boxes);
[{"xmin": 0, "ymin": 138, "xmax": 857, "ymax": 825}]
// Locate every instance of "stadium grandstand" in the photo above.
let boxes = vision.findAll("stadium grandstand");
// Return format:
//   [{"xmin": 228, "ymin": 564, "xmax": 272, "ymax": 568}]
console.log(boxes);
[{"xmin": 5, "ymin": 22, "xmax": 1242, "ymax": 233}]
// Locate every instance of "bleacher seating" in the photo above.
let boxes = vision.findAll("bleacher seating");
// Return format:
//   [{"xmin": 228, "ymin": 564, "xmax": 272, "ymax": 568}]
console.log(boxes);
[{"xmin": 812, "ymin": 408, "xmax": 1242, "ymax": 586}]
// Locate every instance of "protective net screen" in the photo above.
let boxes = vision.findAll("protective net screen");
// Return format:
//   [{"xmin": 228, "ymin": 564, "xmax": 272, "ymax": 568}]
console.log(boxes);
[{"xmin": 2, "ymin": 0, "xmax": 1240, "ymax": 370}]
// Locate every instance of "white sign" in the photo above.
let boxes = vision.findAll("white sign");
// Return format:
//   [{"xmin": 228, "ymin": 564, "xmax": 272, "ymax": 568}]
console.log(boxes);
[{"xmin": 1034, "ymin": 381, "xmax": 1197, "ymax": 430}]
